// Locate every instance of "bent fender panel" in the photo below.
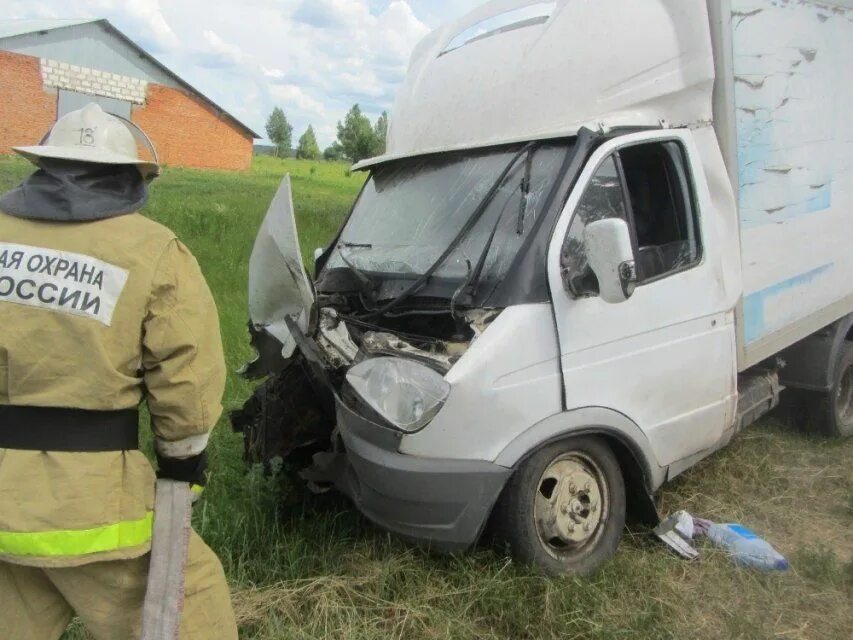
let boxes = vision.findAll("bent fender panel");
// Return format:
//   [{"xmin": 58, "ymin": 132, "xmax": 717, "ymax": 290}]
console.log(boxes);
[
  {"xmin": 493, "ymin": 407, "xmax": 666, "ymax": 491},
  {"xmin": 397, "ymin": 304, "xmax": 564, "ymax": 461}
]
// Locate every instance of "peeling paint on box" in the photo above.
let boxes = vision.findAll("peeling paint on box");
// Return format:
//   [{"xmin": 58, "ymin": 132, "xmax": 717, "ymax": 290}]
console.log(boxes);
[
  {"xmin": 734, "ymin": 0, "xmax": 852, "ymax": 350},
  {"xmin": 731, "ymin": 0, "xmax": 850, "ymax": 228}
]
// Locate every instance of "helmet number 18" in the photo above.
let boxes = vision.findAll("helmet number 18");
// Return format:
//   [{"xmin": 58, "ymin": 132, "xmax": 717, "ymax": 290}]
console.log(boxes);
[{"xmin": 76, "ymin": 127, "xmax": 97, "ymax": 147}]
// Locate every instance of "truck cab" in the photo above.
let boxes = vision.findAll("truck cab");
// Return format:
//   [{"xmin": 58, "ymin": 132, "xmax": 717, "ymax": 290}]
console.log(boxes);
[{"xmin": 234, "ymin": 0, "xmax": 853, "ymax": 574}]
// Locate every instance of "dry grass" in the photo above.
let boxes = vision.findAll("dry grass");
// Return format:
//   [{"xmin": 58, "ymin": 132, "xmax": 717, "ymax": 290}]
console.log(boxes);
[
  {"xmin": 653, "ymin": 423, "xmax": 852, "ymax": 639},
  {"xmin": 221, "ymin": 421, "xmax": 851, "ymax": 640}
]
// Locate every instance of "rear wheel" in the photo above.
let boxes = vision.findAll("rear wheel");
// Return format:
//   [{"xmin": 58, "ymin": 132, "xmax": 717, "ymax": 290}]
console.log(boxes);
[
  {"xmin": 495, "ymin": 436, "xmax": 625, "ymax": 575},
  {"xmin": 811, "ymin": 345, "xmax": 853, "ymax": 437}
]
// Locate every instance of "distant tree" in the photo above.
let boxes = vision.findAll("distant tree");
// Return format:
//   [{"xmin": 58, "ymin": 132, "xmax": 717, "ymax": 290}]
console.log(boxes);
[
  {"xmin": 323, "ymin": 142, "xmax": 345, "ymax": 162},
  {"xmin": 373, "ymin": 110, "xmax": 388, "ymax": 155},
  {"xmin": 265, "ymin": 107, "xmax": 293, "ymax": 158},
  {"xmin": 252, "ymin": 144, "xmax": 277, "ymax": 157},
  {"xmin": 296, "ymin": 125, "xmax": 321, "ymax": 160},
  {"xmin": 336, "ymin": 104, "xmax": 377, "ymax": 163}
]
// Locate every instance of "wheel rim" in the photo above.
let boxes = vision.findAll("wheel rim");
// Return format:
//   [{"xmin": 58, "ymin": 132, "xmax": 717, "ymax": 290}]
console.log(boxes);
[
  {"xmin": 836, "ymin": 364, "xmax": 853, "ymax": 425},
  {"xmin": 533, "ymin": 452, "xmax": 608, "ymax": 558}
]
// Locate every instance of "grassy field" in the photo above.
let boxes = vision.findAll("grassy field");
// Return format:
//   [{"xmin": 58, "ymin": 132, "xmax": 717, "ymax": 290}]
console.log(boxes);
[{"xmin": 1, "ymin": 155, "xmax": 850, "ymax": 639}]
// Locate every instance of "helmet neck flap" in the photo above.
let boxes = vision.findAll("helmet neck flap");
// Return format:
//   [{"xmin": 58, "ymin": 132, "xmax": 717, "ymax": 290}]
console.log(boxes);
[{"xmin": 0, "ymin": 158, "xmax": 148, "ymax": 222}]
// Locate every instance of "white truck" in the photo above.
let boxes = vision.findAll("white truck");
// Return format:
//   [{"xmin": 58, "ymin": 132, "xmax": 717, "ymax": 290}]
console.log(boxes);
[{"xmin": 233, "ymin": 0, "xmax": 853, "ymax": 574}]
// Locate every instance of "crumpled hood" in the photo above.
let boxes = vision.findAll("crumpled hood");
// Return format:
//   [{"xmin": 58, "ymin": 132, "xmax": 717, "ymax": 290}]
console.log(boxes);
[
  {"xmin": 248, "ymin": 174, "xmax": 315, "ymax": 358},
  {"xmin": 0, "ymin": 158, "xmax": 148, "ymax": 222}
]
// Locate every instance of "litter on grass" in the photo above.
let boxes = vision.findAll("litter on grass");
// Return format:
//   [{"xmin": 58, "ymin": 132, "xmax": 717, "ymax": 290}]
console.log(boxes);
[
  {"xmin": 654, "ymin": 510, "xmax": 789, "ymax": 571},
  {"xmin": 653, "ymin": 510, "xmax": 699, "ymax": 560}
]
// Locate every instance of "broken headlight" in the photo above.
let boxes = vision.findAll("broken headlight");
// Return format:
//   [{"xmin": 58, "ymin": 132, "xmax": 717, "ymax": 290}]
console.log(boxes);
[{"xmin": 346, "ymin": 357, "xmax": 450, "ymax": 432}]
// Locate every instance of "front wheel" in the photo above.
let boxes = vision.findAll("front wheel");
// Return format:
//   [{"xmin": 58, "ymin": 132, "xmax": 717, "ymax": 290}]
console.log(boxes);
[{"xmin": 494, "ymin": 436, "xmax": 626, "ymax": 575}]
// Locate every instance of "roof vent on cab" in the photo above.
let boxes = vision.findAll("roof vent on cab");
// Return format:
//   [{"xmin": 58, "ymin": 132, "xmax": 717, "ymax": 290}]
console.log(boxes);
[{"xmin": 440, "ymin": 1, "xmax": 557, "ymax": 56}]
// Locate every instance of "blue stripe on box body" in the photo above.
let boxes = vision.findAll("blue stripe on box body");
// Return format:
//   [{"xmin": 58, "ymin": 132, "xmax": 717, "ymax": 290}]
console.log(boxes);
[{"xmin": 743, "ymin": 263, "xmax": 833, "ymax": 343}]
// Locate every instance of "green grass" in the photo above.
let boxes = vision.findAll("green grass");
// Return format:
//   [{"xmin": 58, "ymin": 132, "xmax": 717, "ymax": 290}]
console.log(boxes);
[{"xmin": 1, "ymin": 154, "xmax": 851, "ymax": 639}]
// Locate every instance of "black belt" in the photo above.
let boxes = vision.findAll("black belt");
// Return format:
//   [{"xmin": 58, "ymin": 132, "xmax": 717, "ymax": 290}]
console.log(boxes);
[{"xmin": 0, "ymin": 406, "xmax": 139, "ymax": 451}]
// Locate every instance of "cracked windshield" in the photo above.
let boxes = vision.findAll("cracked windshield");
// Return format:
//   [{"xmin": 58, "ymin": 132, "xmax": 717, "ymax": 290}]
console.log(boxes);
[{"xmin": 324, "ymin": 142, "xmax": 571, "ymax": 295}]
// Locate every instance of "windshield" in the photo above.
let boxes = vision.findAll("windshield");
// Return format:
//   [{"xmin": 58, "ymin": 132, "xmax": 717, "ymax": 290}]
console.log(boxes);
[{"xmin": 323, "ymin": 142, "xmax": 571, "ymax": 299}]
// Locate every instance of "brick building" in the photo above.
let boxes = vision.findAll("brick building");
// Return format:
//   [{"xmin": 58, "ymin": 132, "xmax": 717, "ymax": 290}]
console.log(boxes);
[{"xmin": 0, "ymin": 19, "xmax": 258, "ymax": 171}]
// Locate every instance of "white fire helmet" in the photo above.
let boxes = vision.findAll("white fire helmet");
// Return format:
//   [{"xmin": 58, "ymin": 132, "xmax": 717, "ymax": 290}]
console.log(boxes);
[{"xmin": 13, "ymin": 103, "xmax": 160, "ymax": 179}]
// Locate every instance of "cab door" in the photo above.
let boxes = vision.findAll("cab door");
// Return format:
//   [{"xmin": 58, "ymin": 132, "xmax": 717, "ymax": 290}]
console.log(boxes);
[{"xmin": 547, "ymin": 130, "xmax": 737, "ymax": 467}]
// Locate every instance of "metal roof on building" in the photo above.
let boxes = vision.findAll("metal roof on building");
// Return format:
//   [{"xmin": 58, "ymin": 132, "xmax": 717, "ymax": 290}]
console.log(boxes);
[
  {"xmin": 0, "ymin": 18, "xmax": 259, "ymax": 139},
  {"xmin": 0, "ymin": 18, "xmax": 100, "ymax": 40}
]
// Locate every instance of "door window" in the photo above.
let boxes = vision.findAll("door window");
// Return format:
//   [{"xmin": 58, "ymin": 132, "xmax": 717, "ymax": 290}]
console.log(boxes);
[
  {"xmin": 561, "ymin": 140, "xmax": 700, "ymax": 298},
  {"xmin": 620, "ymin": 141, "xmax": 700, "ymax": 282}
]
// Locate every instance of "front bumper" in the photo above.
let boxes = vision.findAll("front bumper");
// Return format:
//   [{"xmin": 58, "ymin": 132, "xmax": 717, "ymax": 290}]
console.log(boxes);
[{"xmin": 323, "ymin": 397, "xmax": 512, "ymax": 551}]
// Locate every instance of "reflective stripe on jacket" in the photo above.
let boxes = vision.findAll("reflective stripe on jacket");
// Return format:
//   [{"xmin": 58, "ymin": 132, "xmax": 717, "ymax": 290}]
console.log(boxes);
[
  {"xmin": 0, "ymin": 513, "xmax": 153, "ymax": 557},
  {"xmin": 0, "ymin": 449, "xmax": 156, "ymax": 567}
]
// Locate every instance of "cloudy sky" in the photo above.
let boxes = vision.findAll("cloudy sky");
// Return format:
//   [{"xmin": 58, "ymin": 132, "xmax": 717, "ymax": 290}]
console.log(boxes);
[{"xmin": 6, "ymin": 0, "xmax": 489, "ymax": 147}]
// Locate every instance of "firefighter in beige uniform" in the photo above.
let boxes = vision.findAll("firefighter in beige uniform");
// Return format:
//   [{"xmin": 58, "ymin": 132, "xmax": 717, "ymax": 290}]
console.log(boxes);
[{"xmin": 0, "ymin": 104, "xmax": 238, "ymax": 639}]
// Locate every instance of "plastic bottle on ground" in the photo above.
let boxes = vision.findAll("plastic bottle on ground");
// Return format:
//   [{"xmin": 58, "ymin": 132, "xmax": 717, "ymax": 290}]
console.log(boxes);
[{"xmin": 705, "ymin": 523, "xmax": 789, "ymax": 571}]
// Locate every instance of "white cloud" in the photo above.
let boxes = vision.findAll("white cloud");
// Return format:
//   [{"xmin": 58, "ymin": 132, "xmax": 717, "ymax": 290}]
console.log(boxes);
[
  {"xmin": 7, "ymin": 2, "xmax": 60, "ymax": 18},
  {"xmin": 376, "ymin": 1, "xmax": 431, "ymax": 58},
  {"xmin": 4, "ymin": 0, "xmax": 487, "ymax": 147},
  {"xmin": 202, "ymin": 29, "xmax": 252, "ymax": 66},
  {"xmin": 269, "ymin": 84, "xmax": 327, "ymax": 117},
  {"xmin": 261, "ymin": 66, "xmax": 286, "ymax": 79},
  {"xmin": 124, "ymin": 0, "xmax": 179, "ymax": 49}
]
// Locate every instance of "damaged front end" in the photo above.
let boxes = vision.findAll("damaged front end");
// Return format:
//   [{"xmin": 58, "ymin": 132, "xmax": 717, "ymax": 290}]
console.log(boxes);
[
  {"xmin": 233, "ymin": 140, "xmax": 571, "ymax": 548},
  {"xmin": 230, "ymin": 305, "xmax": 476, "ymax": 476},
  {"xmin": 230, "ymin": 175, "xmax": 488, "ymax": 487}
]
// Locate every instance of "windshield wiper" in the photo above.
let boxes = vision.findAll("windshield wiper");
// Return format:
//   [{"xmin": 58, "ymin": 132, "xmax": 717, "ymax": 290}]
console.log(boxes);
[
  {"xmin": 453, "ymin": 146, "xmax": 535, "ymax": 310},
  {"xmin": 338, "ymin": 244, "xmax": 377, "ymax": 306},
  {"xmin": 357, "ymin": 141, "xmax": 536, "ymax": 320},
  {"xmin": 516, "ymin": 148, "xmax": 534, "ymax": 234}
]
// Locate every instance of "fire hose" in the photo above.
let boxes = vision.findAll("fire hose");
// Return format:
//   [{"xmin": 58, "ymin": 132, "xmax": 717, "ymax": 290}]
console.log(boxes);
[{"xmin": 139, "ymin": 479, "xmax": 193, "ymax": 640}]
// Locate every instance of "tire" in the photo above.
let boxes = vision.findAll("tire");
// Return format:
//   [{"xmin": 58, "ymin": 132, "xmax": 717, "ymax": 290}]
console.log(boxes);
[
  {"xmin": 494, "ymin": 436, "xmax": 626, "ymax": 575},
  {"xmin": 807, "ymin": 344, "xmax": 853, "ymax": 438}
]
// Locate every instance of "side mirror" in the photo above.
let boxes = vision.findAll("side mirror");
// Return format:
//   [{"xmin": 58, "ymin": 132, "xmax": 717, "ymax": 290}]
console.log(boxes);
[
  {"xmin": 583, "ymin": 218, "xmax": 637, "ymax": 303},
  {"xmin": 313, "ymin": 247, "xmax": 324, "ymax": 261}
]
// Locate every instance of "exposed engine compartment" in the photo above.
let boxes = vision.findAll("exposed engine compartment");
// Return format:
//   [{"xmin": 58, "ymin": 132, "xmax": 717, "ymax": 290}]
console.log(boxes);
[{"xmin": 231, "ymin": 303, "xmax": 499, "ymax": 473}]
